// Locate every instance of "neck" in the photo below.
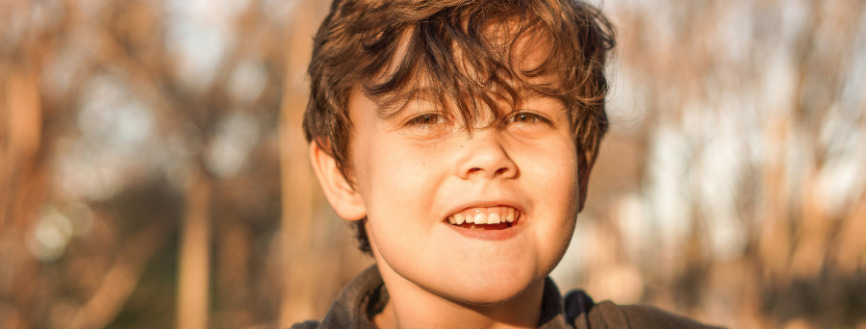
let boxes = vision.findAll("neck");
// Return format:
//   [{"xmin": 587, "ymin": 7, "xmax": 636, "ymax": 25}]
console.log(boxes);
[{"xmin": 372, "ymin": 262, "xmax": 546, "ymax": 329}]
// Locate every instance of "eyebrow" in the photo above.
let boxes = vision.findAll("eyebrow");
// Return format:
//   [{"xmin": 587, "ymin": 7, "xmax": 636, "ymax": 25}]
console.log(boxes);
[{"xmin": 372, "ymin": 86, "xmax": 444, "ymax": 119}]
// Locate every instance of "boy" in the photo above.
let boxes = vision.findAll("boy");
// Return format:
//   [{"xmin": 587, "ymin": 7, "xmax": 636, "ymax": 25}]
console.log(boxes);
[{"xmin": 299, "ymin": 0, "xmax": 722, "ymax": 328}]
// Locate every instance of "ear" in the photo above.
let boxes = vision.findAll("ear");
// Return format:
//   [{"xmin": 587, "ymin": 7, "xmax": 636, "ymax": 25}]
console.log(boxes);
[
  {"xmin": 309, "ymin": 140, "xmax": 367, "ymax": 221},
  {"xmin": 577, "ymin": 150, "xmax": 594, "ymax": 213}
]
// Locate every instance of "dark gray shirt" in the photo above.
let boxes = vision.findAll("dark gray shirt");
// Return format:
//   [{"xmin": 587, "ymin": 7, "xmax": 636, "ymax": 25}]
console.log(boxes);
[{"xmin": 291, "ymin": 265, "xmax": 724, "ymax": 329}]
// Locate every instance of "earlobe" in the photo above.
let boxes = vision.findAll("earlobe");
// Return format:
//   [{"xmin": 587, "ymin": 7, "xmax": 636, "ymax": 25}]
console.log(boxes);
[{"xmin": 309, "ymin": 141, "xmax": 367, "ymax": 221}]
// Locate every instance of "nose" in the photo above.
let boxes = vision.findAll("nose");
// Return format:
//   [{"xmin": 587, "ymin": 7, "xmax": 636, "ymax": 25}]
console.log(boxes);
[{"xmin": 455, "ymin": 130, "xmax": 518, "ymax": 180}]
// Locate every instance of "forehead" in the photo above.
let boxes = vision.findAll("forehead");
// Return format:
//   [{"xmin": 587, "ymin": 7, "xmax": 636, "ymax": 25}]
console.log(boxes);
[{"xmin": 364, "ymin": 23, "xmax": 565, "ymax": 120}]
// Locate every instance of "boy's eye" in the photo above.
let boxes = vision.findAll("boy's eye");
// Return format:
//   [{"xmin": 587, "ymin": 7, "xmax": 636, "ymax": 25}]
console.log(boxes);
[
  {"xmin": 406, "ymin": 113, "xmax": 446, "ymax": 126},
  {"xmin": 400, "ymin": 113, "xmax": 451, "ymax": 140},
  {"xmin": 505, "ymin": 112, "xmax": 550, "ymax": 125}
]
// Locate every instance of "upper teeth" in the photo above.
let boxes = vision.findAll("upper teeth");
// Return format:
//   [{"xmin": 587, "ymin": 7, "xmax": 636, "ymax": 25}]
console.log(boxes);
[{"xmin": 447, "ymin": 207, "xmax": 517, "ymax": 225}]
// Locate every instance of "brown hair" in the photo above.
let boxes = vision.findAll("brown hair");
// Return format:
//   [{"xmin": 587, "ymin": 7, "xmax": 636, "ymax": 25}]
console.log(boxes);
[{"xmin": 303, "ymin": 0, "xmax": 615, "ymax": 254}]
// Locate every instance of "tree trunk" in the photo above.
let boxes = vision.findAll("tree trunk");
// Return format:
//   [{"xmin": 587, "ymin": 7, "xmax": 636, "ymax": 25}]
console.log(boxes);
[{"xmin": 177, "ymin": 168, "xmax": 212, "ymax": 329}]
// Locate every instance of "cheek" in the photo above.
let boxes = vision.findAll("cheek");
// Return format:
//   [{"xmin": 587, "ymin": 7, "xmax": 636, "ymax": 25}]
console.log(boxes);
[
  {"xmin": 522, "ymin": 138, "xmax": 581, "ymax": 241},
  {"xmin": 522, "ymin": 139, "xmax": 580, "ymax": 197},
  {"xmin": 355, "ymin": 138, "xmax": 444, "ymax": 219}
]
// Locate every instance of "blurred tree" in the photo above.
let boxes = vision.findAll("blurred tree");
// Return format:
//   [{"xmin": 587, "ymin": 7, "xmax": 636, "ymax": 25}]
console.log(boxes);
[{"xmin": 1, "ymin": 0, "xmax": 864, "ymax": 329}]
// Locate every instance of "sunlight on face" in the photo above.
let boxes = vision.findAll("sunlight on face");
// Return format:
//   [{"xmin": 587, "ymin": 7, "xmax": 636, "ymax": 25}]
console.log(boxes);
[{"xmin": 348, "ymin": 85, "xmax": 582, "ymax": 304}]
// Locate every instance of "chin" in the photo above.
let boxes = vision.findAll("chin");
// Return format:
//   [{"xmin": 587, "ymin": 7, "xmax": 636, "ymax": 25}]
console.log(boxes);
[
  {"xmin": 450, "ymin": 290, "xmax": 525, "ymax": 306},
  {"xmin": 438, "ymin": 270, "xmax": 541, "ymax": 306}
]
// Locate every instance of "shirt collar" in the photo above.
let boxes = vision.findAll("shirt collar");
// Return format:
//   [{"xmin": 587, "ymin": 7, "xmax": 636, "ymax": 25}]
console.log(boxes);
[{"xmin": 319, "ymin": 265, "xmax": 573, "ymax": 329}]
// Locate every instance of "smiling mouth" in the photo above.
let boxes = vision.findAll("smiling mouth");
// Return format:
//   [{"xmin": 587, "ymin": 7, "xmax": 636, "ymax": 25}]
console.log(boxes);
[{"xmin": 446, "ymin": 206, "xmax": 520, "ymax": 230}]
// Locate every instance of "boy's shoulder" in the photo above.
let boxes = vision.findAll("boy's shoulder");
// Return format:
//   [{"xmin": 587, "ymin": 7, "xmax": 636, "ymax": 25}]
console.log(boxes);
[
  {"xmin": 290, "ymin": 266, "xmax": 725, "ymax": 329},
  {"xmin": 564, "ymin": 290, "xmax": 725, "ymax": 329}
]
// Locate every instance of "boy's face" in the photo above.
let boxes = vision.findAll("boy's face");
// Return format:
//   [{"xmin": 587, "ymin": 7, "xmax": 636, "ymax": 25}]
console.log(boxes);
[{"xmin": 339, "ymin": 85, "xmax": 584, "ymax": 304}]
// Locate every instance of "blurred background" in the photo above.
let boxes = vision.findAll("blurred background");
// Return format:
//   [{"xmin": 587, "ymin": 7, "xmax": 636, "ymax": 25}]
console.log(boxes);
[{"xmin": 1, "ymin": 0, "xmax": 864, "ymax": 328}]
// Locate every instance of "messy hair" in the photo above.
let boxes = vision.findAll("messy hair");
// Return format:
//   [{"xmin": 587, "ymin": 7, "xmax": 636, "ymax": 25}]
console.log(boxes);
[{"xmin": 303, "ymin": 0, "xmax": 615, "ymax": 254}]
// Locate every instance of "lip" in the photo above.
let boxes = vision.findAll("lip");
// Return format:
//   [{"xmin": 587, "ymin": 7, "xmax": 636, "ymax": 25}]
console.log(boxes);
[{"xmin": 443, "ymin": 200, "xmax": 526, "ymax": 241}]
